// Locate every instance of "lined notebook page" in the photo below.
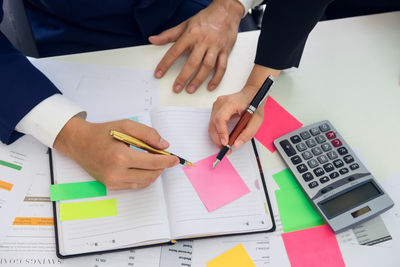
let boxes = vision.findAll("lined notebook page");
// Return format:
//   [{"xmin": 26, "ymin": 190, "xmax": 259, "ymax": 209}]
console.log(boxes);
[
  {"xmin": 151, "ymin": 107, "xmax": 272, "ymax": 238},
  {"xmin": 53, "ymin": 131, "xmax": 171, "ymax": 254}
]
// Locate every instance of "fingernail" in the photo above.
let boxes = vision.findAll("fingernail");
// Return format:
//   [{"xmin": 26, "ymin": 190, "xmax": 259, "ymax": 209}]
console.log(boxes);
[
  {"xmin": 160, "ymin": 137, "xmax": 169, "ymax": 147},
  {"xmin": 174, "ymin": 158, "xmax": 180, "ymax": 166},
  {"xmin": 234, "ymin": 140, "xmax": 243, "ymax": 147},
  {"xmin": 187, "ymin": 85, "xmax": 196, "ymax": 93},
  {"xmin": 155, "ymin": 70, "xmax": 163, "ymax": 78},
  {"xmin": 221, "ymin": 137, "xmax": 227, "ymax": 146},
  {"xmin": 209, "ymin": 84, "xmax": 216, "ymax": 91},
  {"xmin": 174, "ymin": 84, "xmax": 182, "ymax": 92}
]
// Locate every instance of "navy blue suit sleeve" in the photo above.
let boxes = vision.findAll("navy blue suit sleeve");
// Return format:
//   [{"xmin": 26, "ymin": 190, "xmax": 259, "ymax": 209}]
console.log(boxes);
[
  {"xmin": 0, "ymin": 1, "xmax": 61, "ymax": 144},
  {"xmin": 255, "ymin": 0, "xmax": 334, "ymax": 70}
]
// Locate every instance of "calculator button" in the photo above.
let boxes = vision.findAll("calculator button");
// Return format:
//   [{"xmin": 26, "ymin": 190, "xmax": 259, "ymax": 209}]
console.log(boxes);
[
  {"xmin": 326, "ymin": 131, "xmax": 336, "ymax": 139},
  {"xmin": 297, "ymin": 164, "xmax": 308, "ymax": 173},
  {"xmin": 279, "ymin": 140, "xmax": 297, "ymax": 157},
  {"xmin": 308, "ymin": 181, "xmax": 319, "ymax": 189},
  {"xmin": 319, "ymin": 176, "xmax": 330, "ymax": 184},
  {"xmin": 321, "ymin": 186, "xmax": 334, "ymax": 194},
  {"xmin": 313, "ymin": 167, "xmax": 325, "ymax": 177},
  {"xmin": 329, "ymin": 172, "xmax": 340, "ymax": 179},
  {"xmin": 300, "ymin": 131, "xmax": 311, "ymax": 140},
  {"xmin": 333, "ymin": 159, "xmax": 344, "ymax": 168},
  {"xmin": 339, "ymin": 168, "xmax": 349, "ymax": 175},
  {"xmin": 302, "ymin": 151, "xmax": 313, "ymax": 160},
  {"xmin": 337, "ymin": 147, "xmax": 348, "ymax": 155},
  {"xmin": 306, "ymin": 139, "xmax": 317, "ymax": 148},
  {"xmin": 319, "ymin": 123, "xmax": 331, "ymax": 132},
  {"xmin": 343, "ymin": 155, "xmax": 354, "ymax": 164},
  {"xmin": 307, "ymin": 159, "xmax": 319, "ymax": 168},
  {"xmin": 327, "ymin": 151, "xmax": 338, "ymax": 160},
  {"xmin": 317, "ymin": 155, "xmax": 329, "ymax": 164},
  {"xmin": 350, "ymin": 163, "xmax": 360, "ymax": 170},
  {"xmin": 310, "ymin": 128, "xmax": 320, "ymax": 136},
  {"xmin": 291, "ymin": 155, "xmax": 302, "ymax": 165},
  {"xmin": 315, "ymin": 135, "xmax": 326, "ymax": 144},
  {"xmin": 331, "ymin": 139, "xmax": 342, "ymax": 147},
  {"xmin": 290, "ymin": 135, "xmax": 301, "ymax": 144},
  {"xmin": 303, "ymin": 172, "xmax": 314, "ymax": 182},
  {"xmin": 321, "ymin": 143, "xmax": 332, "ymax": 152},
  {"xmin": 323, "ymin": 163, "xmax": 335, "ymax": 172},
  {"xmin": 296, "ymin": 143, "xmax": 307, "ymax": 152},
  {"xmin": 311, "ymin": 147, "xmax": 322, "ymax": 156}
]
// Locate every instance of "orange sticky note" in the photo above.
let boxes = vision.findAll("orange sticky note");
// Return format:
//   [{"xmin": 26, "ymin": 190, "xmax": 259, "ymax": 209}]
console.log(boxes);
[
  {"xmin": 0, "ymin": 180, "xmax": 13, "ymax": 191},
  {"xmin": 13, "ymin": 217, "xmax": 54, "ymax": 226},
  {"xmin": 206, "ymin": 244, "xmax": 256, "ymax": 267},
  {"xmin": 282, "ymin": 225, "xmax": 345, "ymax": 267},
  {"xmin": 255, "ymin": 96, "xmax": 302, "ymax": 152},
  {"xmin": 183, "ymin": 155, "xmax": 250, "ymax": 212}
]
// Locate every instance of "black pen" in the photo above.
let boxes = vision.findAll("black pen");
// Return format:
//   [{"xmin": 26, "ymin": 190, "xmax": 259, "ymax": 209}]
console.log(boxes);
[{"xmin": 212, "ymin": 76, "xmax": 275, "ymax": 169}]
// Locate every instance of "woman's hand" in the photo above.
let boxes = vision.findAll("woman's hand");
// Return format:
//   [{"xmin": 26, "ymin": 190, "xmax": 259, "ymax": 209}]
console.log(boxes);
[{"xmin": 208, "ymin": 64, "xmax": 281, "ymax": 148}]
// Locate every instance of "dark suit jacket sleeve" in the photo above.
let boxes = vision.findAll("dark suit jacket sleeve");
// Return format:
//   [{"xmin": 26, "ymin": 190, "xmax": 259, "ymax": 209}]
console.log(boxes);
[
  {"xmin": 0, "ymin": 1, "xmax": 61, "ymax": 144},
  {"xmin": 255, "ymin": 0, "xmax": 334, "ymax": 70}
]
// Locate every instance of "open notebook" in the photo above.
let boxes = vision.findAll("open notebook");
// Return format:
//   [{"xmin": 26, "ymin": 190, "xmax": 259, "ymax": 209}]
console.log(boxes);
[{"xmin": 50, "ymin": 107, "xmax": 275, "ymax": 258}]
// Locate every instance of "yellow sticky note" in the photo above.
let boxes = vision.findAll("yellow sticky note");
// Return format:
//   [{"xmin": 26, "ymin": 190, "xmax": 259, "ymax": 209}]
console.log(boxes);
[
  {"xmin": 206, "ymin": 244, "xmax": 256, "ymax": 267},
  {"xmin": 60, "ymin": 199, "xmax": 117, "ymax": 221}
]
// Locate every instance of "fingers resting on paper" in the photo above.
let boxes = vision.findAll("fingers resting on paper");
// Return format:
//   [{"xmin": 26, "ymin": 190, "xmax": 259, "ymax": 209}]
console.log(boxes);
[
  {"xmin": 149, "ymin": 0, "xmax": 243, "ymax": 93},
  {"xmin": 53, "ymin": 117, "xmax": 179, "ymax": 190}
]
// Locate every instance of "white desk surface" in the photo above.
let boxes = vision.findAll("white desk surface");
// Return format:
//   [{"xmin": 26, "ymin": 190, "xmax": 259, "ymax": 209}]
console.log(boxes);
[{"xmin": 54, "ymin": 11, "xmax": 400, "ymax": 181}]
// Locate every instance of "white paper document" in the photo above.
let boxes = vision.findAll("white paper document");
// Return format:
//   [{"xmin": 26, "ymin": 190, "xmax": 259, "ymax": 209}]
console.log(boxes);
[
  {"xmin": 0, "ymin": 148, "xmax": 163, "ymax": 267},
  {"xmin": 191, "ymin": 233, "xmax": 291, "ymax": 267},
  {"xmin": 0, "ymin": 136, "xmax": 47, "ymax": 244},
  {"xmin": 30, "ymin": 59, "xmax": 159, "ymax": 122},
  {"xmin": 379, "ymin": 172, "xmax": 400, "ymax": 250}
]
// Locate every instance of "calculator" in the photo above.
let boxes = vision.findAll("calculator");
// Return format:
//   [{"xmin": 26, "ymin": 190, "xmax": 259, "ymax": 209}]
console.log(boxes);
[{"xmin": 274, "ymin": 120, "xmax": 394, "ymax": 233}]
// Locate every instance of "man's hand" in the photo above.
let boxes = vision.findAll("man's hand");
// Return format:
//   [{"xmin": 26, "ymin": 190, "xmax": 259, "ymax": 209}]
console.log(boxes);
[
  {"xmin": 54, "ymin": 117, "xmax": 179, "ymax": 190},
  {"xmin": 149, "ymin": 0, "xmax": 244, "ymax": 94},
  {"xmin": 208, "ymin": 64, "xmax": 281, "ymax": 149}
]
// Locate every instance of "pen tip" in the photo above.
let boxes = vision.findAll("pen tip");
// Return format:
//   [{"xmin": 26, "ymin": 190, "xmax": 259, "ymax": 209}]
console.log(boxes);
[
  {"xmin": 212, "ymin": 160, "xmax": 219, "ymax": 169},
  {"xmin": 186, "ymin": 162, "xmax": 196, "ymax": 167}
]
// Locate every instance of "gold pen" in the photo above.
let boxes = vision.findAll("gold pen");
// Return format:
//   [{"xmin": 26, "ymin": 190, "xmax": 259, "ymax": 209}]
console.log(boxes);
[{"xmin": 109, "ymin": 130, "xmax": 195, "ymax": 167}]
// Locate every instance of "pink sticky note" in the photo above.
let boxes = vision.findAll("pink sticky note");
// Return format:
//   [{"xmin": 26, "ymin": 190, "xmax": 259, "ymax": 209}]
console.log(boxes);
[
  {"xmin": 282, "ymin": 225, "xmax": 345, "ymax": 267},
  {"xmin": 183, "ymin": 155, "xmax": 250, "ymax": 212},
  {"xmin": 255, "ymin": 96, "xmax": 302, "ymax": 152}
]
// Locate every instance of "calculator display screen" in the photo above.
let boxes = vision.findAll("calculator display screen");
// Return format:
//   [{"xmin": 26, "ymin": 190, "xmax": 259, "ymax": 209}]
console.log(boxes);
[{"xmin": 320, "ymin": 182, "xmax": 381, "ymax": 219}]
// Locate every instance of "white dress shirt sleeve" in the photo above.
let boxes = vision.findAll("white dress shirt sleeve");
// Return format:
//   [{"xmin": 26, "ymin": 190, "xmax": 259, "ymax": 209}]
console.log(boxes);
[
  {"xmin": 15, "ymin": 94, "xmax": 87, "ymax": 148},
  {"xmin": 237, "ymin": 0, "xmax": 264, "ymax": 16}
]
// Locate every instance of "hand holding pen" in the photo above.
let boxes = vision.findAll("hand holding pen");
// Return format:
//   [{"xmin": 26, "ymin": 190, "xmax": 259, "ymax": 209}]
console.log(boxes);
[
  {"xmin": 212, "ymin": 76, "xmax": 275, "ymax": 168},
  {"xmin": 110, "ymin": 130, "xmax": 194, "ymax": 167},
  {"xmin": 54, "ymin": 118, "xmax": 180, "ymax": 190}
]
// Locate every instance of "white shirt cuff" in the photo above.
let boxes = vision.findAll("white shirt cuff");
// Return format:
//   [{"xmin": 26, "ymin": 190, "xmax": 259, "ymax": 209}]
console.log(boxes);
[
  {"xmin": 238, "ymin": 0, "xmax": 264, "ymax": 16},
  {"xmin": 15, "ymin": 94, "xmax": 87, "ymax": 148}
]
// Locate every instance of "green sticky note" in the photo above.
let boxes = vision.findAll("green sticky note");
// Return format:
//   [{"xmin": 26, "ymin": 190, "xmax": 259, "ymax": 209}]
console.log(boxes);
[
  {"xmin": 275, "ymin": 188, "xmax": 325, "ymax": 232},
  {"xmin": 272, "ymin": 169, "xmax": 299, "ymax": 190},
  {"xmin": 50, "ymin": 181, "xmax": 106, "ymax": 201},
  {"xmin": 0, "ymin": 160, "xmax": 22, "ymax": 171},
  {"xmin": 60, "ymin": 199, "xmax": 117, "ymax": 221}
]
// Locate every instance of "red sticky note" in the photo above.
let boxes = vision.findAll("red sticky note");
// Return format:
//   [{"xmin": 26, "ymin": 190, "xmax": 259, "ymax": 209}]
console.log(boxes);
[
  {"xmin": 282, "ymin": 225, "xmax": 345, "ymax": 267},
  {"xmin": 255, "ymin": 96, "xmax": 302, "ymax": 152},
  {"xmin": 183, "ymin": 155, "xmax": 250, "ymax": 212}
]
